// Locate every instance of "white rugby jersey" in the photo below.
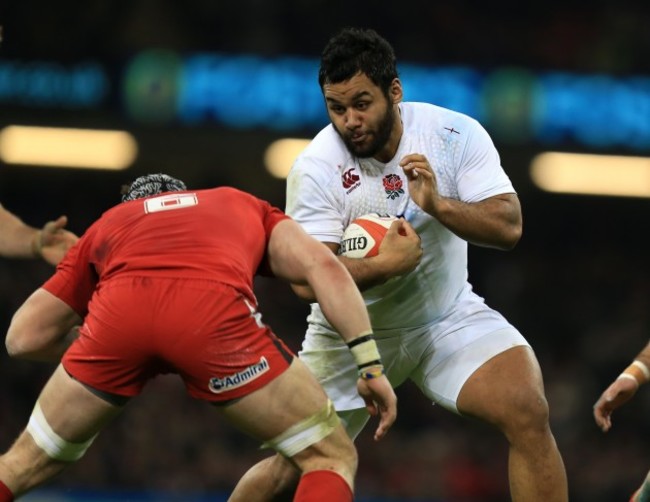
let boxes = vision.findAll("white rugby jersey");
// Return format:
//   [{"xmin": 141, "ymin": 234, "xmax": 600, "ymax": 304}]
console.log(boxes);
[{"xmin": 286, "ymin": 102, "xmax": 515, "ymax": 332}]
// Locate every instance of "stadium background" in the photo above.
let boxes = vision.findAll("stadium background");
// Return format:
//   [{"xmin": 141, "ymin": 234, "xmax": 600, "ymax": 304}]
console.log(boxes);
[{"xmin": 1, "ymin": 1, "xmax": 649, "ymax": 501}]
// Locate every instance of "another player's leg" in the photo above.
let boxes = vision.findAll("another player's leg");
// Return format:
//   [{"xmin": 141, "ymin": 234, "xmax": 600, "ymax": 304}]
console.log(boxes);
[
  {"xmin": 229, "ymin": 407, "xmax": 371, "ymax": 502},
  {"xmin": 0, "ymin": 364, "xmax": 123, "ymax": 501},
  {"xmin": 456, "ymin": 345, "xmax": 568, "ymax": 502},
  {"xmin": 228, "ymin": 455, "xmax": 298, "ymax": 502},
  {"xmin": 219, "ymin": 358, "xmax": 357, "ymax": 502}
]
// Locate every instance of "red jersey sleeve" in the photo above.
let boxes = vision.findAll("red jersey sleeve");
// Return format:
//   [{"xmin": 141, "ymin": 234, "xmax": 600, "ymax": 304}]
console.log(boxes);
[
  {"xmin": 42, "ymin": 224, "xmax": 99, "ymax": 317},
  {"xmin": 256, "ymin": 199, "xmax": 290, "ymax": 277}
]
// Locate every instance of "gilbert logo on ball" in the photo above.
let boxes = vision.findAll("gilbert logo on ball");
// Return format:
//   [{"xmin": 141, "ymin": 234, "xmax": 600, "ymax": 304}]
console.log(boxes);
[{"xmin": 340, "ymin": 213, "xmax": 397, "ymax": 258}]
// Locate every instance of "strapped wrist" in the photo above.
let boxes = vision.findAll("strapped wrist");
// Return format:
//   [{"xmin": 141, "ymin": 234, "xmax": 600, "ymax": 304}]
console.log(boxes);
[
  {"xmin": 618, "ymin": 360, "xmax": 650, "ymax": 386},
  {"xmin": 31, "ymin": 230, "xmax": 43, "ymax": 257},
  {"xmin": 359, "ymin": 364, "xmax": 385, "ymax": 380},
  {"xmin": 347, "ymin": 331, "xmax": 383, "ymax": 371}
]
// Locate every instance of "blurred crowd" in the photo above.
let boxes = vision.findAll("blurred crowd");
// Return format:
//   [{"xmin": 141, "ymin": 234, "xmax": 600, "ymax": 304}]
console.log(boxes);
[{"xmin": 2, "ymin": 0, "xmax": 650, "ymax": 74}]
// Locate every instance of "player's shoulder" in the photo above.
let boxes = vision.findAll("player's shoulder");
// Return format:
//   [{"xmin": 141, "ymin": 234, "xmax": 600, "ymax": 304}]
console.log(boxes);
[
  {"xmin": 200, "ymin": 187, "xmax": 280, "ymax": 215},
  {"xmin": 290, "ymin": 125, "xmax": 352, "ymax": 181},
  {"xmin": 401, "ymin": 101, "xmax": 483, "ymax": 136},
  {"xmin": 200, "ymin": 186, "xmax": 259, "ymax": 204},
  {"xmin": 200, "ymin": 185, "xmax": 244, "ymax": 197}
]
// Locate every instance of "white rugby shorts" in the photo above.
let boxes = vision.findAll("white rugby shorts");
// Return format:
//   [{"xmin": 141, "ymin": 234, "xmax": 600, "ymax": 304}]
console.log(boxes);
[{"xmin": 299, "ymin": 295, "xmax": 530, "ymax": 438}]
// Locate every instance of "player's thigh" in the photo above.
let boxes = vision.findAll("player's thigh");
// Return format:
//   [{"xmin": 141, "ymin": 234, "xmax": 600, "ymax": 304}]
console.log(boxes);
[
  {"xmin": 37, "ymin": 364, "xmax": 124, "ymax": 442},
  {"xmin": 456, "ymin": 345, "xmax": 548, "ymax": 427},
  {"xmin": 411, "ymin": 327, "xmax": 530, "ymax": 413},
  {"xmin": 219, "ymin": 357, "xmax": 333, "ymax": 441}
]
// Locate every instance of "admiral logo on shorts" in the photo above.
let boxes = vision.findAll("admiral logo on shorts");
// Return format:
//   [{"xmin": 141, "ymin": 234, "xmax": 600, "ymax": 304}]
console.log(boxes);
[{"xmin": 208, "ymin": 357, "xmax": 270, "ymax": 393}]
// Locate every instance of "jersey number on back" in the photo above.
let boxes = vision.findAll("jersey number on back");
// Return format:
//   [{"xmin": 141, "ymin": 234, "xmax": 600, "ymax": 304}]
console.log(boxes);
[{"xmin": 144, "ymin": 193, "xmax": 198, "ymax": 213}]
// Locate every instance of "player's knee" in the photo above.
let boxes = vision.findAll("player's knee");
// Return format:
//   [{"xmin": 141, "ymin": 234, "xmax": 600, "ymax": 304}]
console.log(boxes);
[
  {"xmin": 262, "ymin": 399, "xmax": 341, "ymax": 458},
  {"xmin": 318, "ymin": 424, "xmax": 358, "ymax": 475},
  {"xmin": 262, "ymin": 399, "xmax": 357, "ymax": 481},
  {"xmin": 300, "ymin": 431, "xmax": 358, "ymax": 486},
  {"xmin": 501, "ymin": 388, "xmax": 550, "ymax": 437}
]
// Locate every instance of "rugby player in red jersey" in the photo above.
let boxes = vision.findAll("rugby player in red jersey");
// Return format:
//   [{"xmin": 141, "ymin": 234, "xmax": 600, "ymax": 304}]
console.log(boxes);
[{"xmin": 0, "ymin": 174, "xmax": 396, "ymax": 502}]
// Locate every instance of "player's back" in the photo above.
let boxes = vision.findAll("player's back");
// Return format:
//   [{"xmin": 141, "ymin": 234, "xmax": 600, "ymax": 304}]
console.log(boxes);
[{"xmin": 86, "ymin": 187, "xmax": 284, "ymax": 294}]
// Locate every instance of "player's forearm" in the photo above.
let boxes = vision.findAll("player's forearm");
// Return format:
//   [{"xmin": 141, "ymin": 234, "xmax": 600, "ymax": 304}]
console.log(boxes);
[
  {"xmin": 311, "ymin": 264, "xmax": 387, "ymax": 380},
  {"xmin": 291, "ymin": 255, "xmax": 392, "ymax": 303},
  {"xmin": 632, "ymin": 342, "xmax": 650, "ymax": 380},
  {"xmin": 338, "ymin": 255, "xmax": 394, "ymax": 291},
  {"xmin": 0, "ymin": 209, "xmax": 40, "ymax": 258},
  {"xmin": 308, "ymin": 261, "xmax": 373, "ymax": 343},
  {"xmin": 430, "ymin": 195, "xmax": 522, "ymax": 250},
  {"xmin": 617, "ymin": 342, "xmax": 650, "ymax": 387}
]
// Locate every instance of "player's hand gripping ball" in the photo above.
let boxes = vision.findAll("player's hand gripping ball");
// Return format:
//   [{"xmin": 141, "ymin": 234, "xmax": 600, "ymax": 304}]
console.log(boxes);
[{"xmin": 339, "ymin": 213, "xmax": 398, "ymax": 258}]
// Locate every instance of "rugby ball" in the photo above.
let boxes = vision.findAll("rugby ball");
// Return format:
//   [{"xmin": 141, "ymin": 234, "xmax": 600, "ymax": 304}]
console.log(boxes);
[{"xmin": 339, "ymin": 213, "xmax": 398, "ymax": 258}]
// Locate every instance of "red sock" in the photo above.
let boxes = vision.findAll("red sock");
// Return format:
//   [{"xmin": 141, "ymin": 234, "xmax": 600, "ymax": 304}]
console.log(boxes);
[
  {"xmin": 0, "ymin": 480, "xmax": 13, "ymax": 502},
  {"xmin": 294, "ymin": 470, "xmax": 353, "ymax": 502}
]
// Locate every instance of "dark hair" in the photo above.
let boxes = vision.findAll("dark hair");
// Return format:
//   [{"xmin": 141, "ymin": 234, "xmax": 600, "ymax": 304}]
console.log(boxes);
[
  {"xmin": 121, "ymin": 173, "xmax": 187, "ymax": 202},
  {"xmin": 318, "ymin": 27, "xmax": 398, "ymax": 95}
]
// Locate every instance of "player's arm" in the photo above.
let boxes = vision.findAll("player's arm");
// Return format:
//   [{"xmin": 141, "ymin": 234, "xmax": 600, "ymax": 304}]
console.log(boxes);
[
  {"xmin": 0, "ymin": 204, "xmax": 42, "ymax": 259},
  {"xmin": 401, "ymin": 154, "xmax": 522, "ymax": 250},
  {"xmin": 267, "ymin": 218, "xmax": 397, "ymax": 439},
  {"xmin": 593, "ymin": 342, "xmax": 650, "ymax": 432},
  {"xmin": 290, "ymin": 219, "xmax": 422, "ymax": 302},
  {"xmin": 0, "ymin": 204, "xmax": 79, "ymax": 265},
  {"xmin": 6, "ymin": 288, "xmax": 82, "ymax": 362},
  {"xmin": 269, "ymin": 219, "xmax": 378, "ymax": 343}
]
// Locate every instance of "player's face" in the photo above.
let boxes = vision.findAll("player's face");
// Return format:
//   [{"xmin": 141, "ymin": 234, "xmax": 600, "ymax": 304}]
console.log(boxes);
[{"xmin": 323, "ymin": 73, "xmax": 401, "ymax": 160}]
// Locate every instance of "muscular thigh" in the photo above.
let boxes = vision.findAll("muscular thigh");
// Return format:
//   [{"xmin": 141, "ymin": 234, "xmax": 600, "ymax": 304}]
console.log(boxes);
[
  {"xmin": 410, "ymin": 322, "xmax": 530, "ymax": 413},
  {"xmin": 456, "ymin": 345, "xmax": 547, "ymax": 425},
  {"xmin": 218, "ymin": 358, "xmax": 332, "ymax": 442},
  {"xmin": 36, "ymin": 365, "xmax": 123, "ymax": 443}
]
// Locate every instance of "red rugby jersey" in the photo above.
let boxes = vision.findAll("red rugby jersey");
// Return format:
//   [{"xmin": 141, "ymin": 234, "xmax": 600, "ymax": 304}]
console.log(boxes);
[{"xmin": 43, "ymin": 187, "xmax": 289, "ymax": 316}]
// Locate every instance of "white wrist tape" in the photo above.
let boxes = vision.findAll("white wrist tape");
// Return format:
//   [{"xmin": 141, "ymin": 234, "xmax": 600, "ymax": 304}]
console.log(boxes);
[
  {"xmin": 347, "ymin": 332, "xmax": 381, "ymax": 368},
  {"xmin": 618, "ymin": 360, "xmax": 650, "ymax": 386},
  {"xmin": 617, "ymin": 373, "xmax": 640, "ymax": 385},
  {"xmin": 632, "ymin": 360, "xmax": 650, "ymax": 380}
]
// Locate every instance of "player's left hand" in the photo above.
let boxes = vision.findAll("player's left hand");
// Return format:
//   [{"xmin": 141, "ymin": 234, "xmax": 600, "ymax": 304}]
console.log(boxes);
[
  {"xmin": 37, "ymin": 216, "xmax": 79, "ymax": 266},
  {"xmin": 593, "ymin": 377, "xmax": 639, "ymax": 432},
  {"xmin": 399, "ymin": 153, "xmax": 439, "ymax": 215}
]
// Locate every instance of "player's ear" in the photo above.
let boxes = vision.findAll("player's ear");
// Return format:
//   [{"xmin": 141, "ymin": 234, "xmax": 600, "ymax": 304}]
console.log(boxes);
[{"xmin": 389, "ymin": 78, "xmax": 403, "ymax": 104}]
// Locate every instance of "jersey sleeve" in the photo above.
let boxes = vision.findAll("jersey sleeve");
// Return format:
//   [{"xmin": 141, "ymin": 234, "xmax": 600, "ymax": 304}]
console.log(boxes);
[
  {"xmin": 261, "ymin": 202, "xmax": 290, "ymax": 241},
  {"xmin": 285, "ymin": 157, "xmax": 345, "ymax": 244},
  {"xmin": 42, "ymin": 224, "xmax": 99, "ymax": 317},
  {"xmin": 455, "ymin": 119, "xmax": 516, "ymax": 203},
  {"xmin": 256, "ymin": 198, "xmax": 290, "ymax": 277}
]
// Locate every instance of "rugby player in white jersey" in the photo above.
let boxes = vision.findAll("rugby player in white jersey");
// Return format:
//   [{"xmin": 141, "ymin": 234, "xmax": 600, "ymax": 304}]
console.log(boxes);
[{"xmin": 230, "ymin": 27, "xmax": 568, "ymax": 502}]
